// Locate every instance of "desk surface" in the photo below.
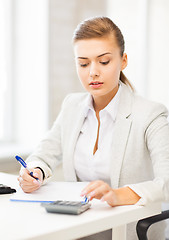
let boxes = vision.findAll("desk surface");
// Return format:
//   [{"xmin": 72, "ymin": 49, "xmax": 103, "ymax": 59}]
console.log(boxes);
[{"xmin": 0, "ymin": 172, "xmax": 161, "ymax": 240}]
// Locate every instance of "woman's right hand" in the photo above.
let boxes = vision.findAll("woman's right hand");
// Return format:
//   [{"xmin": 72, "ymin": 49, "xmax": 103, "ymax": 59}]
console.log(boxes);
[{"xmin": 17, "ymin": 168, "xmax": 43, "ymax": 193}]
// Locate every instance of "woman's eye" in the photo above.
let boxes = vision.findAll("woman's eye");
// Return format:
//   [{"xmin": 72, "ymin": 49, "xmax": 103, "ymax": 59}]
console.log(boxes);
[
  {"xmin": 100, "ymin": 61, "xmax": 109, "ymax": 65},
  {"xmin": 79, "ymin": 63, "xmax": 89, "ymax": 67}
]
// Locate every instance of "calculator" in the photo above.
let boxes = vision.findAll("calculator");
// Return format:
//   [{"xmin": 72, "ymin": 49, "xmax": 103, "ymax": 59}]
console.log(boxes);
[{"xmin": 41, "ymin": 200, "xmax": 91, "ymax": 215}]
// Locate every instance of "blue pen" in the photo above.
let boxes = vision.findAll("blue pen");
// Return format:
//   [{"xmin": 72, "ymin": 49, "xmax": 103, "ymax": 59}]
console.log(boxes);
[{"xmin": 15, "ymin": 155, "xmax": 40, "ymax": 182}]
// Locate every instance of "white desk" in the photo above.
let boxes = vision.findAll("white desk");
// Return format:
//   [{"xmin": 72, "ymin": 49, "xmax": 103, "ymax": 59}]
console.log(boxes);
[{"xmin": 0, "ymin": 173, "xmax": 161, "ymax": 240}]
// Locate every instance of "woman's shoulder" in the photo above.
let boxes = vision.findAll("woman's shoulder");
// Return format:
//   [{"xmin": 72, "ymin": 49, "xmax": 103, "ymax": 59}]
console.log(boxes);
[
  {"xmin": 120, "ymin": 82, "xmax": 168, "ymax": 120},
  {"xmin": 132, "ymin": 91, "xmax": 168, "ymax": 120},
  {"xmin": 133, "ymin": 92, "xmax": 167, "ymax": 111}
]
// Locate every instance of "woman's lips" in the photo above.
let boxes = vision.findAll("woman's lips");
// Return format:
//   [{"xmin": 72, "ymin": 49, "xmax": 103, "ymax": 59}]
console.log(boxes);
[{"xmin": 89, "ymin": 81, "xmax": 103, "ymax": 88}]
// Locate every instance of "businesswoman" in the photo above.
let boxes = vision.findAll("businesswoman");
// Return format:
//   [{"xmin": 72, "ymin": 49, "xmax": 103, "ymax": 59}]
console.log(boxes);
[{"xmin": 18, "ymin": 17, "xmax": 169, "ymax": 239}]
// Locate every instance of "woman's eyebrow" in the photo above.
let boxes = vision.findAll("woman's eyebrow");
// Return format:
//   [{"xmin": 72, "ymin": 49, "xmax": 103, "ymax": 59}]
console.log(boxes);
[
  {"xmin": 77, "ymin": 57, "xmax": 88, "ymax": 59},
  {"xmin": 97, "ymin": 52, "xmax": 112, "ymax": 58},
  {"xmin": 77, "ymin": 52, "xmax": 112, "ymax": 59}
]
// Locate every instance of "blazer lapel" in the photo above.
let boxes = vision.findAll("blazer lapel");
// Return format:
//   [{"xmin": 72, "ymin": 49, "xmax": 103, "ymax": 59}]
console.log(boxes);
[
  {"xmin": 110, "ymin": 83, "xmax": 133, "ymax": 188},
  {"xmin": 110, "ymin": 118, "xmax": 132, "ymax": 188}
]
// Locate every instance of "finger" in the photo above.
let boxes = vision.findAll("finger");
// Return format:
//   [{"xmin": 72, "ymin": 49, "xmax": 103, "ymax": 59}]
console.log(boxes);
[
  {"xmin": 32, "ymin": 168, "xmax": 43, "ymax": 183},
  {"xmin": 20, "ymin": 169, "xmax": 35, "ymax": 183},
  {"xmin": 81, "ymin": 180, "xmax": 104, "ymax": 196},
  {"xmin": 20, "ymin": 168, "xmax": 42, "ymax": 184},
  {"xmin": 87, "ymin": 184, "xmax": 110, "ymax": 200},
  {"xmin": 21, "ymin": 183, "xmax": 41, "ymax": 193},
  {"xmin": 19, "ymin": 176, "xmax": 40, "ymax": 187},
  {"xmin": 20, "ymin": 178, "xmax": 41, "ymax": 193},
  {"xmin": 18, "ymin": 174, "xmax": 41, "ymax": 193}
]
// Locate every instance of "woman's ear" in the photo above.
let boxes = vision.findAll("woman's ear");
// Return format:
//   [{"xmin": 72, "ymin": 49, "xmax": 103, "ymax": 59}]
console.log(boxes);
[{"xmin": 121, "ymin": 53, "xmax": 128, "ymax": 71}]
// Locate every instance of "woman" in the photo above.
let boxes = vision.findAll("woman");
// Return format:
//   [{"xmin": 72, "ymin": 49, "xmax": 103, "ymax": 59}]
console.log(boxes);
[{"xmin": 18, "ymin": 17, "xmax": 169, "ymax": 239}]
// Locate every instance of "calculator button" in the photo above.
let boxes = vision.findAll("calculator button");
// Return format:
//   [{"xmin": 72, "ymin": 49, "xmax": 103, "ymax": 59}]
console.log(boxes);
[
  {"xmin": 53, "ymin": 201, "xmax": 62, "ymax": 205},
  {"xmin": 68, "ymin": 202, "xmax": 80, "ymax": 206},
  {"xmin": 63, "ymin": 202, "xmax": 71, "ymax": 205}
]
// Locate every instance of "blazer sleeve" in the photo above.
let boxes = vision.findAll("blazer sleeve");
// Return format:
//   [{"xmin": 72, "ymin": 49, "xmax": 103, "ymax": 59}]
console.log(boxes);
[
  {"xmin": 25, "ymin": 94, "xmax": 72, "ymax": 183},
  {"xmin": 127, "ymin": 104, "xmax": 169, "ymax": 205}
]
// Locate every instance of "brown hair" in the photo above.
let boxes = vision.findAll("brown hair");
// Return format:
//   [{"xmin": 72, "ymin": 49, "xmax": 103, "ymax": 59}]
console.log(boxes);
[{"xmin": 73, "ymin": 16, "xmax": 134, "ymax": 91}]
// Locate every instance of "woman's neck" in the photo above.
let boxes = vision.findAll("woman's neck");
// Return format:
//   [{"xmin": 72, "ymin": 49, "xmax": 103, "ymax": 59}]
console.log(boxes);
[{"xmin": 93, "ymin": 85, "xmax": 119, "ymax": 113}]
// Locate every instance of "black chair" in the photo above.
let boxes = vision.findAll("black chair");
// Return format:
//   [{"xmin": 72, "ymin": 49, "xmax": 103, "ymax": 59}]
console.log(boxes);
[{"xmin": 136, "ymin": 210, "xmax": 169, "ymax": 240}]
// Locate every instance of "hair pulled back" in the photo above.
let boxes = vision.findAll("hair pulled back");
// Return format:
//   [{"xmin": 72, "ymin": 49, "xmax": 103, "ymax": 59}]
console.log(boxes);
[{"xmin": 73, "ymin": 16, "xmax": 133, "ymax": 90}]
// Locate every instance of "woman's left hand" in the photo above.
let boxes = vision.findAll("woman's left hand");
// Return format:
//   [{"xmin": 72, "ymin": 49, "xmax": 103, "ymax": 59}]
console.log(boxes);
[
  {"xmin": 80, "ymin": 180, "xmax": 141, "ymax": 207},
  {"xmin": 80, "ymin": 180, "xmax": 118, "ymax": 206}
]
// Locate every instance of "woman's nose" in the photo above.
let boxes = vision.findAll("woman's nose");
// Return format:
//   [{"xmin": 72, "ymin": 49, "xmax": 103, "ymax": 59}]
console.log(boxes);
[{"xmin": 89, "ymin": 62, "xmax": 100, "ymax": 78}]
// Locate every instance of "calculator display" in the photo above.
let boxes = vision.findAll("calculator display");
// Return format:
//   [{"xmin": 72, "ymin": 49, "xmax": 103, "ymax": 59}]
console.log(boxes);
[{"xmin": 41, "ymin": 200, "xmax": 91, "ymax": 215}]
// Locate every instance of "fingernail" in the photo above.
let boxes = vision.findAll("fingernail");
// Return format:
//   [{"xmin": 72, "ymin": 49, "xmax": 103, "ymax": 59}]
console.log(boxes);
[
  {"xmin": 34, "ymin": 173, "xmax": 38, "ymax": 178},
  {"xmin": 88, "ymin": 195, "xmax": 91, "ymax": 200},
  {"xmin": 101, "ymin": 197, "xmax": 105, "ymax": 202}
]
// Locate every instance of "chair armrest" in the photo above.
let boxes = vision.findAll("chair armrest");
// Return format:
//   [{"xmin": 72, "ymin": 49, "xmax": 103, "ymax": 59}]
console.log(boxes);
[{"xmin": 136, "ymin": 210, "xmax": 169, "ymax": 240}]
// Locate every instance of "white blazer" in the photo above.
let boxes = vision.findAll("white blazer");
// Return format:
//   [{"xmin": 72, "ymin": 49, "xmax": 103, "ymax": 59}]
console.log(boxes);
[{"xmin": 27, "ymin": 82, "xmax": 169, "ymax": 204}]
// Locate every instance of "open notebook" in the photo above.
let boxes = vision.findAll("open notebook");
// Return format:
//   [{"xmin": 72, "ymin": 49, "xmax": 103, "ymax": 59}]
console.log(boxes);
[{"xmin": 10, "ymin": 181, "xmax": 89, "ymax": 203}]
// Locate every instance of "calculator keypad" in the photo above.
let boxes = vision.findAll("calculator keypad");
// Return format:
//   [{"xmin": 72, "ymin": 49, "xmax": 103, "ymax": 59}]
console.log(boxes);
[{"xmin": 52, "ymin": 200, "xmax": 86, "ymax": 206}]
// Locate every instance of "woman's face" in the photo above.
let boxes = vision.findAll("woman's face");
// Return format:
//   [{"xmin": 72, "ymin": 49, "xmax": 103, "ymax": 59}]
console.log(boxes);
[{"xmin": 74, "ymin": 36, "xmax": 127, "ymax": 102}]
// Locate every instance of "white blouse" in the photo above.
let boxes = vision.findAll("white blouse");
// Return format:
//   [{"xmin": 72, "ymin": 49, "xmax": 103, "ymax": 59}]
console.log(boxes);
[{"xmin": 74, "ymin": 85, "xmax": 122, "ymax": 185}]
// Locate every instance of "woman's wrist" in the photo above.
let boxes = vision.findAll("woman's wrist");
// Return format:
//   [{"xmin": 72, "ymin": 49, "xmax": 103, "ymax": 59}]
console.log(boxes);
[{"xmin": 113, "ymin": 187, "xmax": 141, "ymax": 206}]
